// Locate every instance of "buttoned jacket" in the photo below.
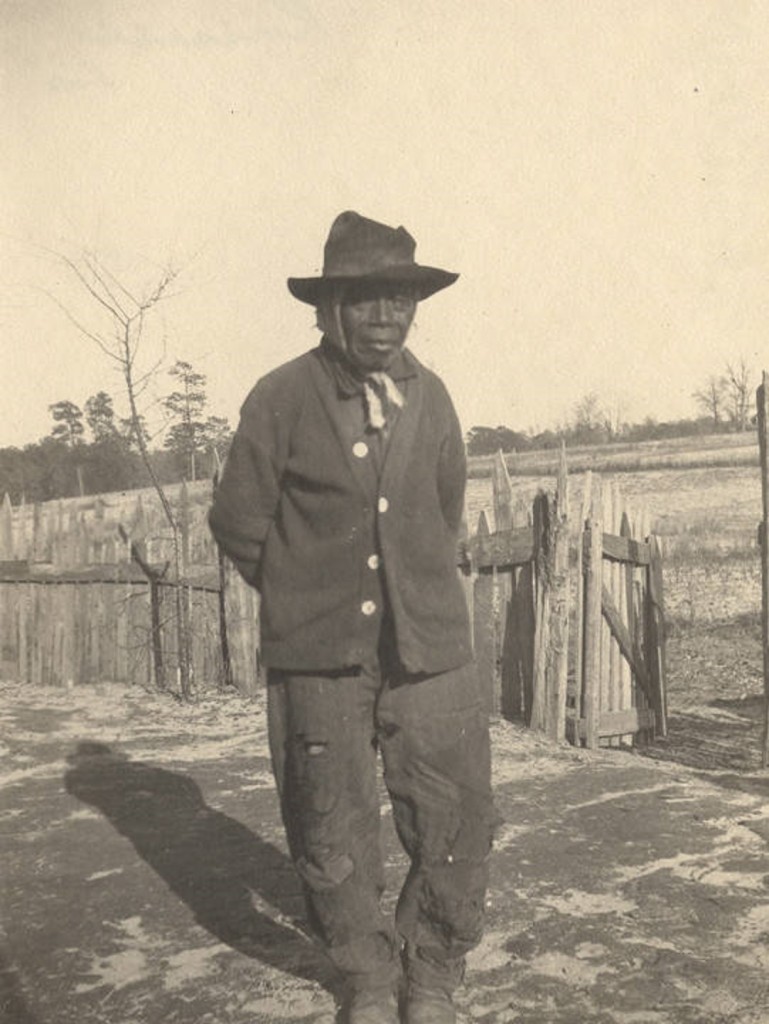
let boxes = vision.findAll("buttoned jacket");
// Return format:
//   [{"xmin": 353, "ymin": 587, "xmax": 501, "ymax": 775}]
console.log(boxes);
[{"xmin": 208, "ymin": 343, "xmax": 473, "ymax": 673}]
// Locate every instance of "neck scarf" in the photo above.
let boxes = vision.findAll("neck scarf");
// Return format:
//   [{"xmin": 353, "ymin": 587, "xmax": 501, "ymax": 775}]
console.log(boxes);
[{"xmin": 363, "ymin": 372, "xmax": 405, "ymax": 431}]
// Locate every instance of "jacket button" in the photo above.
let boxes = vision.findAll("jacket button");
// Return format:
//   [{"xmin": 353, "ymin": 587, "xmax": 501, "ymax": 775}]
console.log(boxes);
[
  {"xmin": 367, "ymin": 554, "xmax": 380, "ymax": 570},
  {"xmin": 353, "ymin": 441, "xmax": 369, "ymax": 458},
  {"xmin": 378, "ymin": 496, "xmax": 389, "ymax": 513},
  {"xmin": 361, "ymin": 600, "xmax": 377, "ymax": 616}
]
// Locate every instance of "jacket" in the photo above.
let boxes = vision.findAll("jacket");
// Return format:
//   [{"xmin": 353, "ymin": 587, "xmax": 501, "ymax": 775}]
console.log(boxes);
[{"xmin": 208, "ymin": 342, "xmax": 473, "ymax": 673}]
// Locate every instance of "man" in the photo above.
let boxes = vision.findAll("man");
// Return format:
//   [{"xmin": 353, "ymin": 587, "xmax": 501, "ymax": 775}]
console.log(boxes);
[{"xmin": 209, "ymin": 211, "xmax": 494, "ymax": 1024}]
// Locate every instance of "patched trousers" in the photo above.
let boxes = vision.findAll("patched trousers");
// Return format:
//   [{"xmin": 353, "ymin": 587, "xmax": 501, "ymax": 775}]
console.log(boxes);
[{"xmin": 266, "ymin": 655, "xmax": 494, "ymax": 993}]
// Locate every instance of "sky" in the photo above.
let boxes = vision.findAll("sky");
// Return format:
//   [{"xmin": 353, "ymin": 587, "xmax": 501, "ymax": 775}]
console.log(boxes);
[{"xmin": 2, "ymin": 0, "xmax": 768, "ymax": 448}]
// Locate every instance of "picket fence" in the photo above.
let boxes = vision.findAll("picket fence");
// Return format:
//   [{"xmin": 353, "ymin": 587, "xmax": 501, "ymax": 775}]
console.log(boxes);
[
  {"xmin": 0, "ymin": 483, "xmax": 259, "ymax": 696},
  {"xmin": 0, "ymin": 452, "xmax": 667, "ymax": 747},
  {"xmin": 465, "ymin": 450, "xmax": 667, "ymax": 747}
]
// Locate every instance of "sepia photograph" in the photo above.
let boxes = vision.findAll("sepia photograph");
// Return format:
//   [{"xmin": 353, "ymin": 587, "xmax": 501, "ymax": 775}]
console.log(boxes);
[{"xmin": 2, "ymin": 3, "xmax": 769, "ymax": 1022}]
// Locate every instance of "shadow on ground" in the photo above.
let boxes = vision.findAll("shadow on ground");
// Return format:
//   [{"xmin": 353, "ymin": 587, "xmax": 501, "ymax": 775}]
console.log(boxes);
[
  {"xmin": 63, "ymin": 741, "xmax": 340, "ymax": 1000},
  {"xmin": 638, "ymin": 696, "xmax": 765, "ymax": 772}
]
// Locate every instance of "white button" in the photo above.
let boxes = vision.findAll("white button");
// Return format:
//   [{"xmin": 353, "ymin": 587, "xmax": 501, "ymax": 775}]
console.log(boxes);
[
  {"xmin": 378, "ymin": 496, "xmax": 389, "ymax": 513},
  {"xmin": 361, "ymin": 600, "xmax": 377, "ymax": 616},
  {"xmin": 367, "ymin": 554, "xmax": 380, "ymax": 570},
  {"xmin": 353, "ymin": 441, "xmax": 369, "ymax": 458}
]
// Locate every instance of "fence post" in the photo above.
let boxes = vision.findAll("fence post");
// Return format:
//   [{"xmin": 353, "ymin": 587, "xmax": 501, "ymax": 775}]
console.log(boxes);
[
  {"xmin": 551, "ymin": 448, "xmax": 570, "ymax": 740},
  {"xmin": 212, "ymin": 471, "xmax": 234, "ymax": 690},
  {"xmin": 758, "ymin": 374, "xmax": 769, "ymax": 767},
  {"xmin": 0, "ymin": 493, "xmax": 13, "ymax": 558},
  {"xmin": 582, "ymin": 477, "xmax": 603, "ymax": 748},
  {"xmin": 492, "ymin": 450, "xmax": 514, "ymax": 712},
  {"xmin": 530, "ymin": 494, "xmax": 547, "ymax": 732},
  {"xmin": 492, "ymin": 449, "xmax": 513, "ymax": 532},
  {"xmin": 473, "ymin": 511, "xmax": 497, "ymax": 715},
  {"xmin": 529, "ymin": 450, "xmax": 571, "ymax": 740},
  {"xmin": 119, "ymin": 524, "xmax": 167, "ymax": 691}
]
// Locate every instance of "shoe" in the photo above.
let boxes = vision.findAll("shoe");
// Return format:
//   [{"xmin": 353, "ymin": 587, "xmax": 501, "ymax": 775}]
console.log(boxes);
[
  {"xmin": 404, "ymin": 984, "xmax": 457, "ymax": 1024},
  {"xmin": 346, "ymin": 987, "xmax": 399, "ymax": 1024}
]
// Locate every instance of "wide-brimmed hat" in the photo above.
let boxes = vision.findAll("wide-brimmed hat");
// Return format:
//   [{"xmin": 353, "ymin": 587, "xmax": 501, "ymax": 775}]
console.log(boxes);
[{"xmin": 287, "ymin": 210, "xmax": 458, "ymax": 305}]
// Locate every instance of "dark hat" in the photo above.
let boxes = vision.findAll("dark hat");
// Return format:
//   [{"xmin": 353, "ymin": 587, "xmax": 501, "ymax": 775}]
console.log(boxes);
[{"xmin": 287, "ymin": 210, "xmax": 458, "ymax": 305}]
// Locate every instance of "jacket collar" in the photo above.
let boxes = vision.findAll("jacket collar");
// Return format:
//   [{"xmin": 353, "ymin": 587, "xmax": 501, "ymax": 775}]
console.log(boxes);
[
  {"xmin": 318, "ymin": 336, "xmax": 418, "ymax": 398},
  {"xmin": 310, "ymin": 344, "xmax": 424, "ymax": 500}
]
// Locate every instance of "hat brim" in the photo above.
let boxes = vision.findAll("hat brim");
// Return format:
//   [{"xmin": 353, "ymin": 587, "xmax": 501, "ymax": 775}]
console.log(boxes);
[{"xmin": 287, "ymin": 265, "xmax": 458, "ymax": 305}]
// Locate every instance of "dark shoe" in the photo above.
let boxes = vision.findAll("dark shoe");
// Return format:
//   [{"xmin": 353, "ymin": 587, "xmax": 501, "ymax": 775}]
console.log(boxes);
[
  {"xmin": 346, "ymin": 987, "xmax": 399, "ymax": 1024},
  {"xmin": 404, "ymin": 984, "xmax": 457, "ymax": 1024}
]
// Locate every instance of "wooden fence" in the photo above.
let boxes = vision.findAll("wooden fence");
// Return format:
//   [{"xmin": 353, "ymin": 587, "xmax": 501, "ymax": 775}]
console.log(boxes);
[
  {"xmin": 0, "ymin": 484, "xmax": 259, "ymax": 695},
  {"xmin": 463, "ymin": 450, "xmax": 667, "ymax": 747},
  {"xmin": 0, "ymin": 455, "xmax": 666, "ymax": 747}
]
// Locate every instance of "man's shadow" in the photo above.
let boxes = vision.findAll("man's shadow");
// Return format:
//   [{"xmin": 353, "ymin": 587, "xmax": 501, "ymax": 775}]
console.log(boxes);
[{"xmin": 64, "ymin": 741, "xmax": 340, "ymax": 1000}]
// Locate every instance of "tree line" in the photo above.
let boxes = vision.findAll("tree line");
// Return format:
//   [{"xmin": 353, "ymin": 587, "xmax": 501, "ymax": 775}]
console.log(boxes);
[
  {"xmin": 4, "ymin": 357, "xmax": 759, "ymax": 495},
  {"xmin": 466, "ymin": 359, "xmax": 758, "ymax": 456},
  {"xmin": 0, "ymin": 360, "xmax": 233, "ymax": 504}
]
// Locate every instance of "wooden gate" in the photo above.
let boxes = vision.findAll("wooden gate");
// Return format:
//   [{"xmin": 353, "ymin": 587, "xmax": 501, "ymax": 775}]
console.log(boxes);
[{"xmin": 462, "ymin": 451, "xmax": 667, "ymax": 748}]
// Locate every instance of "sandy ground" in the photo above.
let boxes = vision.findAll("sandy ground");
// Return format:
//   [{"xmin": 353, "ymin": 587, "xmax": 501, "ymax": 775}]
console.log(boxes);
[{"xmin": 3, "ymin": 668, "xmax": 769, "ymax": 1024}]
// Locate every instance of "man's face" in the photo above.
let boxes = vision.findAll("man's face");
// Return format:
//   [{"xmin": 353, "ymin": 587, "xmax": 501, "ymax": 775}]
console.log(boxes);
[{"xmin": 339, "ymin": 281, "xmax": 417, "ymax": 372}]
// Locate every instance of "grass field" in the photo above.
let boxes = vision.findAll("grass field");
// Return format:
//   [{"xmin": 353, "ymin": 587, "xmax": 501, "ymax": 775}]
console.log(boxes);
[
  {"xmin": 466, "ymin": 430, "xmax": 762, "ymax": 561},
  {"xmin": 467, "ymin": 429, "xmax": 759, "ymax": 478}
]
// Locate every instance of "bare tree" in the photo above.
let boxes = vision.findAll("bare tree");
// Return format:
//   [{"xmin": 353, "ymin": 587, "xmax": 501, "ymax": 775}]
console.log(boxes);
[
  {"xmin": 724, "ymin": 358, "xmax": 753, "ymax": 432},
  {"xmin": 692, "ymin": 375, "xmax": 726, "ymax": 426},
  {"xmin": 51, "ymin": 251, "xmax": 194, "ymax": 699},
  {"xmin": 571, "ymin": 392, "xmax": 609, "ymax": 444}
]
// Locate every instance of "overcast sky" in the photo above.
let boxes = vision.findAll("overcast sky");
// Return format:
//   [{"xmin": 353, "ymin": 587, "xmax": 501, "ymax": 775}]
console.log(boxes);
[{"xmin": 3, "ymin": 1, "xmax": 768, "ymax": 448}]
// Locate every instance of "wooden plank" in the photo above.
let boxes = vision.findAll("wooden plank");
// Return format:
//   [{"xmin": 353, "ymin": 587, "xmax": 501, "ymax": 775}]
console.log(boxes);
[
  {"xmin": 647, "ymin": 535, "xmax": 668, "ymax": 737},
  {"xmin": 528, "ymin": 467, "xmax": 571, "ymax": 741},
  {"xmin": 492, "ymin": 450, "xmax": 514, "ymax": 674},
  {"xmin": 0, "ymin": 563, "xmax": 150, "ymax": 584},
  {"xmin": 0, "ymin": 563, "xmax": 220, "ymax": 590},
  {"xmin": 474, "ymin": 566, "xmax": 497, "ymax": 716},
  {"xmin": 572, "ymin": 707, "xmax": 657, "ymax": 741},
  {"xmin": 601, "ymin": 585, "xmax": 653, "ymax": 699},
  {"xmin": 550, "ymin": 449, "xmax": 571, "ymax": 741},
  {"xmin": 600, "ymin": 533, "xmax": 651, "ymax": 566},
  {"xmin": 492, "ymin": 449, "xmax": 514, "ymax": 532},
  {"xmin": 620, "ymin": 509, "xmax": 637, "ymax": 741},
  {"xmin": 473, "ymin": 509, "xmax": 497, "ymax": 715},
  {"xmin": 600, "ymin": 483, "xmax": 614, "ymax": 742},
  {"xmin": 500, "ymin": 567, "xmax": 523, "ymax": 720},
  {"xmin": 500, "ymin": 563, "xmax": 535, "ymax": 722},
  {"xmin": 572, "ymin": 472, "xmax": 591, "ymax": 735},
  {"xmin": 609, "ymin": 485, "xmax": 630, "ymax": 745},
  {"xmin": 18, "ymin": 582, "xmax": 28, "ymax": 682},
  {"xmin": 529, "ymin": 492, "xmax": 549, "ymax": 733},
  {"xmin": 0, "ymin": 494, "xmax": 13, "ymax": 559},
  {"xmin": 464, "ymin": 526, "xmax": 534, "ymax": 570},
  {"xmin": 32, "ymin": 503, "xmax": 42, "ymax": 561},
  {"xmin": 758, "ymin": 374, "xmax": 769, "ymax": 766},
  {"xmin": 582, "ymin": 479, "xmax": 603, "ymax": 749}
]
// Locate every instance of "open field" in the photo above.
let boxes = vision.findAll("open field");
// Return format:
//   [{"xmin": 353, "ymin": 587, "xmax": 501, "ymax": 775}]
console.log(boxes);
[
  {"xmin": 467, "ymin": 431, "xmax": 759, "ymax": 479},
  {"xmin": 466, "ymin": 437, "xmax": 764, "ymax": 631}
]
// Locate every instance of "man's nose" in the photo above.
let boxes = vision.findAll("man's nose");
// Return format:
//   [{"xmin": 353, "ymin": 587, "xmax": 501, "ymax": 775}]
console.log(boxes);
[{"xmin": 372, "ymin": 297, "xmax": 395, "ymax": 320}]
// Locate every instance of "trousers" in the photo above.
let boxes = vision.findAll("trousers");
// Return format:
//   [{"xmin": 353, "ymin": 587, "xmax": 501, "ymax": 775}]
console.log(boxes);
[{"xmin": 266, "ymin": 655, "xmax": 494, "ymax": 993}]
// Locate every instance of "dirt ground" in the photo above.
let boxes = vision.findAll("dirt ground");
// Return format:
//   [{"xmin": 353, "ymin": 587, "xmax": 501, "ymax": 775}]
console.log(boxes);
[{"xmin": 3, "ymin": 625, "xmax": 769, "ymax": 1024}]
